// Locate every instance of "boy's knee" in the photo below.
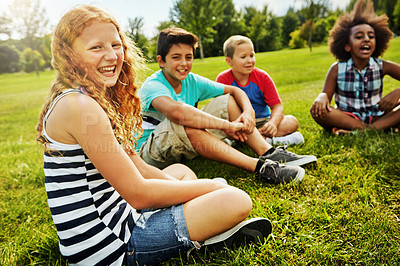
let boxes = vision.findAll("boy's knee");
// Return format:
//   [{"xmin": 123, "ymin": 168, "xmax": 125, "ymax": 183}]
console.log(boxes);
[
  {"xmin": 287, "ymin": 115, "xmax": 299, "ymax": 126},
  {"xmin": 227, "ymin": 94, "xmax": 240, "ymax": 110},
  {"xmin": 184, "ymin": 126, "xmax": 206, "ymax": 136}
]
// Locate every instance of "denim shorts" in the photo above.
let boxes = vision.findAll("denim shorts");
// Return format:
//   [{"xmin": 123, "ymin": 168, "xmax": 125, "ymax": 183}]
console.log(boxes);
[{"xmin": 126, "ymin": 204, "xmax": 198, "ymax": 266}]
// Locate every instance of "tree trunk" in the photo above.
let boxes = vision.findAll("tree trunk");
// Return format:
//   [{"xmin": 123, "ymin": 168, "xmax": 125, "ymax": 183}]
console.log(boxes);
[
  {"xmin": 308, "ymin": 22, "xmax": 313, "ymax": 52},
  {"xmin": 199, "ymin": 34, "xmax": 204, "ymax": 59},
  {"xmin": 29, "ymin": 38, "xmax": 40, "ymax": 77},
  {"xmin": 34, "ymin": 57, "xmax": 39, "ymax": 77}
]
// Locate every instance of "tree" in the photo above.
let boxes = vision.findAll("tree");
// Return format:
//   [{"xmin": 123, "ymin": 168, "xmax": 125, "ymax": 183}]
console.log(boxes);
[
  {"xmin": 243, "ymin": 5, "xmax": 281, "ymax": 53},
  {"xmin": 38, "ymin": 34, "xmax": 52, "ymax": 69},
  {"xmin": 0, "ymin": 13, "xmax": 11, "ymax": 39},
  {"xmin": 126, "ymin": 17, "xmax": 150, "ymax": 58},
  {"xmin": 147, "ymin": 21, "xmax": 177, "ymax": 61},
  {"xmin": 21, "ymin": 47, "xmax": 45, "ymax": 73},
  {"xmin": 281, "ymin": 8, "xmax": 300, "ymax": 46},
  {"xmin": 347, "ymin": 0, "xmax": 399, "ymax": 35},
  {"xmin": 0, "ymin": 45, "xmax": 20, "ymax": 73},
  {"xmin": 207, "ymin": 0, "xmax": 246, "ymax": 57},
  {"xmin": 262, "ymin": 15, "xmax": 282, "ymax": 51},
  {"xmin": 8, "ymin": 0, "xmax": 49, "ymax": 76},
  {"xmin": 299, "ymin": 0, "xmax": 329, "ymax": 52},
  {"xmin": 248, "ymin": 11, "xmax": 267, "ymax": 52},
  {"xmin": 171, "ymin": 0, "xmax": 226, "ymax": 59},
  {"xmin": 313, "ymin": 19, "xmax": 328, "ymax": 42},
  {"xmin": 299, "ymin": 19, "xmax": 316, "ymax": 44},
  {"xmin": 394, "ymin": 1, "xmax": 400, "ymax": 35}
]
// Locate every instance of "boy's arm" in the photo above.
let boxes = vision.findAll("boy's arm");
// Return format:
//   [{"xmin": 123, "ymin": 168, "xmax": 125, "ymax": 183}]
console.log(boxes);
[
  {"xmin": 259, "ymin": 103, "xmax": 284, "ymax": 137},
  {"xmin": 151, "ymin": 96, "xmax": 245, "ymax": 140},
  {"xmin": 223, "ymin": 85, "xmax": 256, "ymax": 134},
  {"xmin": 379, "ymin": 60, "xmax": 400, "ymax": 112},
  {"xmin": 310, "ymin": 63, "xmax": 338, "ymax": 117}
]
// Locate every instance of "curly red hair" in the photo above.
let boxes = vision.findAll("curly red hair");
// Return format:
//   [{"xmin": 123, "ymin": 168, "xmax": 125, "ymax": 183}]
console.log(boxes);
[{"xmin": 37, "ymin": 5, "xmax": 145, "ymax": 154}]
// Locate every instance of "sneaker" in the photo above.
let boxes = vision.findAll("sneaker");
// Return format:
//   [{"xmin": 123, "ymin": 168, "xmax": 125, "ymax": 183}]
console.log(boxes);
[
  {"xmin": 201, "ymin": 217, "xmax": 272, "ymax": 252},
  {"xmin": 267, "ymin": 132, "xmax": 304, "ymax": 146},
  {"xmin": 212, "ymin": 177, "xmax": 228, "ymax": 184},
  {"xmin": 222, "ymin": 138, "xmax": 235, "ymax": 147},
  {"xmin": 256, "ymin": 159, "xmax": 305, "ymax": 184},
  {"xmin": 261, "ymin": 146, "xmax": 317, "ymax": 166}
]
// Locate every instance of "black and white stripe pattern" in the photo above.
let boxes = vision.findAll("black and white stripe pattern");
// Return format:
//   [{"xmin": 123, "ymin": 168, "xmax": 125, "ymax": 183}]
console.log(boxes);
[{"xmin": 43, "ymin": 89, "xmax": 139, "ymax": 265}]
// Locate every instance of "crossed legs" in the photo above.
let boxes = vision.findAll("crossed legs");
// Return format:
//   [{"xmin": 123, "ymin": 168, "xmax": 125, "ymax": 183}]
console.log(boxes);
[
  {"xmin": 311, "ymin": 107, "xmax": 400, "ymax": 132},
  {"xmin": 162, "ymin": 163, "xmax": 252, "ymax": 242},
  {"xmin": 185, "ymin": 94, "xmax": 271, "ymax": 172}
]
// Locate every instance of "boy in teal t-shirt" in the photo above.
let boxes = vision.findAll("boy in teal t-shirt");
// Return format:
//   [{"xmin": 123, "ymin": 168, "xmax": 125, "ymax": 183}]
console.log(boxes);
[{"xmin": 137, "ymin": 27, "xmax": 317, "ymax": 185}]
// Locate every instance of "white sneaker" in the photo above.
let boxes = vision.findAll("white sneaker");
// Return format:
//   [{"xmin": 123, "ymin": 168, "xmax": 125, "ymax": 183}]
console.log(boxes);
[
  {"xmin": 186, "ymin": 217, "xmax": 272, "ymax": 260},
  {"xmin": 202, "ymin": 217, "xmax": 272, "ymax": 252},
  {"xmin": 267, "ymin": 132, "xmax": 304, "ymax": 146},
  {"xmin": 222, "ymin": 138, "xmax": 235, "ymax": 146},
  {"xmin": 212, "ymin": 177, "xmax": 228, "ymax": 184}
]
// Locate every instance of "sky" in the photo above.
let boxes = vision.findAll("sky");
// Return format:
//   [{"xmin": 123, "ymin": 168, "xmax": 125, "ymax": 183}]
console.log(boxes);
[{"xmin": 2, "ymin": 0, "xmax": 350, "ymax": 39}]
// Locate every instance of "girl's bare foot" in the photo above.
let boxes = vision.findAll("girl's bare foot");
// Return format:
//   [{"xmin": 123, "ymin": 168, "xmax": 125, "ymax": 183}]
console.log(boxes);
[{"xmin": 332, "ymin": 127, "xmax": 353, "ymax": 135}]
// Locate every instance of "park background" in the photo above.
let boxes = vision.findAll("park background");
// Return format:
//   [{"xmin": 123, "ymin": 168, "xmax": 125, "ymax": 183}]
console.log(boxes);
[
  {"xmin": 1, "ymin": 0, "xmax": 400, "ymax": 73},
  {"xmin": 1, "ymin": 0, "xmax": 399, "ymax": 265}
]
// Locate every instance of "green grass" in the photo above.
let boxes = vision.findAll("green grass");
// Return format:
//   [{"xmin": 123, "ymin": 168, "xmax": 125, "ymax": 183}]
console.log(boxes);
[{"xmin": 1, "ymin": 38, "xmax": 400, "ymax": 265}]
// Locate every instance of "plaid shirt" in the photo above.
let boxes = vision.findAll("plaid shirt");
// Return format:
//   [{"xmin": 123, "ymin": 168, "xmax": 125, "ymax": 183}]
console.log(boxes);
[{"xmin": 335, "ymin": 57, "xmax": 384, "ymax": 123}]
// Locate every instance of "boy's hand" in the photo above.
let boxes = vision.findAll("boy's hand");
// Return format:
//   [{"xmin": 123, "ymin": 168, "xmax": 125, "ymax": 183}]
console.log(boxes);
[
  {"xmin": 259, "ymin": 122, "xmax": 277, "ymax": 138},
  {"xmin": 378, "ymin": 88, "xmax": 400, "ymax": 113},
  {"xmin": 235, "ymin": 111, "xmax": 255, "ymax": 134},
  {"xmin": 222, "ymin": 122, "xmax": 247, "ymax": 142},
  {"xmin": 310, "ymin": 92, "xmax": 333, "ymax": 117}
]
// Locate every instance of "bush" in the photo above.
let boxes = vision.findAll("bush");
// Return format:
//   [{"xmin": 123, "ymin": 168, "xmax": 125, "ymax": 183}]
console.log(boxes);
[{"xmin": 289, "ymin": 30, "xmax": 306, "ymax": 49}]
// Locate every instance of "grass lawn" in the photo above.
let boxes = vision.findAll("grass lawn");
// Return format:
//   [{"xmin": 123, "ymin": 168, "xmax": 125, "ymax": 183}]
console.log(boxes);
[{"xmin": 1, "ymin": 38, "xmax": 399, "ymax": 265}]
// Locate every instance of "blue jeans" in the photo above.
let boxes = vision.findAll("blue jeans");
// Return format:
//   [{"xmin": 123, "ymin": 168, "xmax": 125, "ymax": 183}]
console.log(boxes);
[{"xmin": 126, "ymin": 204, "xmax": 198, "ymax": 265}]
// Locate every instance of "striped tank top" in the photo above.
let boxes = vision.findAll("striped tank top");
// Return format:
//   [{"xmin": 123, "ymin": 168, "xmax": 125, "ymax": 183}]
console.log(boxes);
[{"xmin": 43, "ymin": 89, "xmax": 140, "ymax": 265}]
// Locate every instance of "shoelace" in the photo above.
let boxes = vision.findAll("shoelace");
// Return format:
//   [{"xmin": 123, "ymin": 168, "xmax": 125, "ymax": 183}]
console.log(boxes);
[
  {"xmin": 259, "ymin": 161, "xmax": 279, "ymax": 182},
  {"xmin": 186, "ymin": 241, "xmax": 201, "ymax": 261},
  {"xmin": 276, "ymin": 146, "xmax": 298, "ymax": 159}
]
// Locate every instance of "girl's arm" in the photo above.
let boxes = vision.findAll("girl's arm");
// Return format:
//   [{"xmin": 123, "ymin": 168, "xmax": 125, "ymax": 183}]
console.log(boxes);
[
  {"xmin": 379, "ymin": 60, "xmax": 400, "ymax": 112},
  {"xmin": 65, "ymin": 94, "xmax": 227, "ymax": 210},
  {"xmin": 383, "ymin": 60, "xmax": 400, "ymax": 80},
  {"xmin": 128, "ymin": 153, "xmax": 196, "ymax": 181},
  {"xmin": 310, "ymin": 63, "xmax": 338, "ymax": 117},
  {"xmin": 128, "ymin": 153, "xmax": 177, "ymax": 180}
]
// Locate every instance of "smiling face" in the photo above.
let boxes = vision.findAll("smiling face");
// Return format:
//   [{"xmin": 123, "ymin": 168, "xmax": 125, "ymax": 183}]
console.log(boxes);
[
  {"xmin": 345, "ymin": 24, "xmax": 376, "ymax": 62},
  {"xmin": 157, "ymin": 43, "xmax": 194, "ymax": 87},
  {"xmin": 72, "ymin": 21, "xmax": 124, "ymax": 87},
  {"xmin": 227, "ymin": 42, "xmax": 255, "ymax": 77}
]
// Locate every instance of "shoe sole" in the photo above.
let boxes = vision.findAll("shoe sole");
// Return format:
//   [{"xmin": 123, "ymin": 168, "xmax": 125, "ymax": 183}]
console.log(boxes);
[
  {"xmin": 284, "ymin": 155, "xmax": 317, "ymax": 166},
  {"xmin": 202, "ymin": 218, "xmax": 272, "ymax": 252}
]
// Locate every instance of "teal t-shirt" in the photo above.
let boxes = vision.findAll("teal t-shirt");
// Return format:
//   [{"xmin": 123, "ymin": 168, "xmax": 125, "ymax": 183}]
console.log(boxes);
[{"xmin": 136, "ymin": 70, "xmax": 225, "ymax": 151}]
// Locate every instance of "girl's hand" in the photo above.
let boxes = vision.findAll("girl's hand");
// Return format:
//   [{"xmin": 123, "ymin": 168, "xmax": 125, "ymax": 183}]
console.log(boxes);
[
  {"xmin": 378, "ymin": 88, "xmax": 400, "ymax": 113},
  {"xmin": 310, "ymin": 92, "xmax": 333, "ymax": 117}
]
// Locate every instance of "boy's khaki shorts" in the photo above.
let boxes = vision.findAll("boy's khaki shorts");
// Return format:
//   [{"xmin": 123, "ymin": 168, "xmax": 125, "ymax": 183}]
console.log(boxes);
[
  {"xmin": 255, "ymin": 117, "xmax": 270, "ymax": 128},
  {"xmin": 139, "ymin": 94, "xmax": 230, "ymax": 169}
]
